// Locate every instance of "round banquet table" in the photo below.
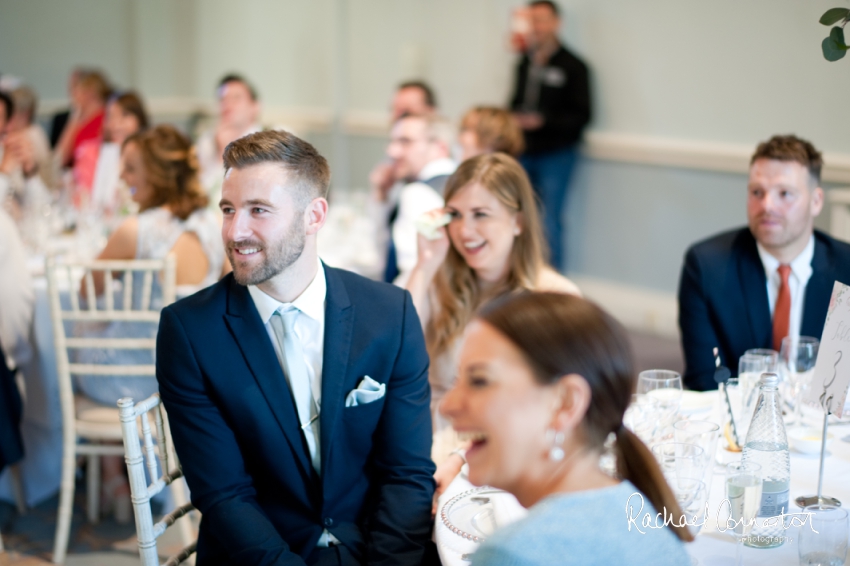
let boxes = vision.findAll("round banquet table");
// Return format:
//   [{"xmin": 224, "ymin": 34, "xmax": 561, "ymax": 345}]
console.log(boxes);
[{"xmin": 435, "ymin": 391, "xmax": 850, "ymax": 566}]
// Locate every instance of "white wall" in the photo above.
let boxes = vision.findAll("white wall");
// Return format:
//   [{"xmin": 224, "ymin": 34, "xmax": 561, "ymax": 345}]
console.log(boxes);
[{"xmin": 3, "ymin": 0, "xmax": 848, "ymax": 333}]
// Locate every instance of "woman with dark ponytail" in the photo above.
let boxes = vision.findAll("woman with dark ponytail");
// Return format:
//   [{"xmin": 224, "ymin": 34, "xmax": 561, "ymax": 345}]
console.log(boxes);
[{"xmin": 440, "ymin": 292, "xmax": 691, "ymax": 565}]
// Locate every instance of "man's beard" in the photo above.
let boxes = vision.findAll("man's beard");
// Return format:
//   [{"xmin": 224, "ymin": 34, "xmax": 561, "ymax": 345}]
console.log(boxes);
[{"xmin": 227, "ymin": 220, "xmax": 306, "ymax": 286}]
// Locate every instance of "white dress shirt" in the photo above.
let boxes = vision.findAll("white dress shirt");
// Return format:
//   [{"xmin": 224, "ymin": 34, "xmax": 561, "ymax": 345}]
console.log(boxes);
[
  {"xmin": 756, "ymin": 235, "xmax": 815, "ymax": 341},
  {"xmin": 248, "ymin": 263, "xmax": 326, "ymax": 412},
  {"xmin": 392, "ymin": 157, "xmax": 457, "ymax": 287},
  {"xmin": 247, "ymin": 263, "xmax": 339, "ymax": 546}
]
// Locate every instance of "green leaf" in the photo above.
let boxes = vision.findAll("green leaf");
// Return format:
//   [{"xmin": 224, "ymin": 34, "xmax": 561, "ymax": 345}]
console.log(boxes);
[
  {"xmin": 823, "ymin": 27, "xmax": 848, "ymax": 61},
  {"xmin": 820, "ymin": 7, "xmax": 850, "ymax": 25}
]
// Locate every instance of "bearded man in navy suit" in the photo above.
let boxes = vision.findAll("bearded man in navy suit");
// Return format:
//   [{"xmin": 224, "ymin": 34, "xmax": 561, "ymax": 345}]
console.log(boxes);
[
  {"xmin": 156, "ymin": 130, "xmax": 436, "ymax": 565},
  {"xmin": 678, "ymin": 135, "xmax": 850, "ymax": 391}
]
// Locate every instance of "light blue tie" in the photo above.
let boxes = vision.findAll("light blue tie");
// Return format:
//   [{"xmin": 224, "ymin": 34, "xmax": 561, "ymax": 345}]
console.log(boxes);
[{"xmin": 272, "ymin": 306, "xmax": 320, "ymax": 473}]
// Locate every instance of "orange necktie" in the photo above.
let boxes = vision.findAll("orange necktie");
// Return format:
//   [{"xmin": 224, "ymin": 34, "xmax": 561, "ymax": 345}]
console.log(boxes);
[{"xmin": 772, "ymin": 264, "xmax": 792, "ymax": 352}]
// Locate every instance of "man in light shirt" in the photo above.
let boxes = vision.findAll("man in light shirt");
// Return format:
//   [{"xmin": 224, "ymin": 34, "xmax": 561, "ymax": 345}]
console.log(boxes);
[
  {"xmin": 156, "ymin": 130, "xmax": 436, "ymax": 565},
  {"xmin": 378, "ymin": 114, "xmax": 456, "ymax": 286},
  {"xmin": 678, "ymin": 135, "xmax": 850, "ymax": 391}
]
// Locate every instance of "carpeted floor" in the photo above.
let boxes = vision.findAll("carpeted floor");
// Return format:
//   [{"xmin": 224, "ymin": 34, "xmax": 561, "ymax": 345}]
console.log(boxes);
[{"xmin": 0, "ymin": 329, "xmax": 684, "ymax": 565}]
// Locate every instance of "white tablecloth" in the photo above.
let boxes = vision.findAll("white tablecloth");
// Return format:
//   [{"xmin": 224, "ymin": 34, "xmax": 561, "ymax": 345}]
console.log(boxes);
[{"xmin": 436, "ymin": 392, "xmax": 850, "ymax": 566}]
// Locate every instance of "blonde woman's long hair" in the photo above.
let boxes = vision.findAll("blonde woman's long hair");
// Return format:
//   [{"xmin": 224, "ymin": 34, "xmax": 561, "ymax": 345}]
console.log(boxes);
[{"xmin": 427, "ymin": 153, "xmax": 548, "ymax": 357}]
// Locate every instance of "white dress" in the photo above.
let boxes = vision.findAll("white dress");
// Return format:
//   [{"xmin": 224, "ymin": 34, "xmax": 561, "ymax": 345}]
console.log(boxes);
[{"xmin": 76, "ymin": 206, "xmax": 224, "ymax": 406}]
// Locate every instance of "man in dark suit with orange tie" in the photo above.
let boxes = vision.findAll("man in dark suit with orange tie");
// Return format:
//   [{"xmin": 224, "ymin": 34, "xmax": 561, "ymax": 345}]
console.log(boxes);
[
  {"xmin": 678, "ymin": 135, "xmax": 850, "ymax": 391},
  {"xmin": 156, "ymin": 130, "xmax": 436, "ymax": 565}
]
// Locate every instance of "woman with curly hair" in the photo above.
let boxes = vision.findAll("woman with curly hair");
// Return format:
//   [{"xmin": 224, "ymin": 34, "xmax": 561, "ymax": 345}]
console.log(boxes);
[{"xmin": 92, "ymin": 124, "xmax": 224, "ymax": 290}]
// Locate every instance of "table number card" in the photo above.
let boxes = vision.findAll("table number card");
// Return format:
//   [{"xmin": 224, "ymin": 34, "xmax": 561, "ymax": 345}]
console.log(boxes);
[{"xmin": 808, "ymin": 281, "xmax": 850, "ymax": 417}]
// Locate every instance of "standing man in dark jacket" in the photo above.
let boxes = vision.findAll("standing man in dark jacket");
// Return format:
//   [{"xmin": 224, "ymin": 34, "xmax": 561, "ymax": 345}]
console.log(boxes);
[{"xmin": 511, "ymin": 0, "xmax": 591, "ymax": 270}]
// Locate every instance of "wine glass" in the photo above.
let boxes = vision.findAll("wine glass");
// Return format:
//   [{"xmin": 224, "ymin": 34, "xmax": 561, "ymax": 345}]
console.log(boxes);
[
  {"xmin": 638, "ymin": 370, "xmax": 683, "ymax": 439},
  {"xmin": 725, "ymin": 462, "xmax": 762, "ymax": 566},
  {"xmin": 779, "ymin": 336, "xmax": 819, "ymax": 427}
]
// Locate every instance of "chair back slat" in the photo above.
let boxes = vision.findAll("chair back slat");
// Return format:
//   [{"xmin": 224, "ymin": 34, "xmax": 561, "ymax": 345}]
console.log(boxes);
[
  {"xmin": 105, "ymin": 270, "xmax": 114, "ymax": 312},
  {"xmin": 65, "ymin": 337, "xmax": 157, "ymax": 349},
  {"xmin": 67, "ymin": 266, "xmax": 80, "ymax": 313},
  {"xmin": 67, "ymin": 364, "xmax": 156, "ymax": 376},
  {"xmin": 123, "ymin": 267, "xmax": 133, "ymax": 310},
  {"xmin": 154, "ymin": 405, "xmax": 169, "ymax": 476},
  {"xmin": 141, "ymin": 270, "xmax": 153, "ymax": 311},
  {"xmin": 118, "ymin": 394, "xmax": 196, "ymax": 566},
  {"xmin": 84, "ymin": 269, "xmax": 96, "ymax": 308}
]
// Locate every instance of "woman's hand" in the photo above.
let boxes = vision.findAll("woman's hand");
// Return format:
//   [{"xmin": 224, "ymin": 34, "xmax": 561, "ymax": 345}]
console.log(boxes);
[
  {"xmin": 415, "ymin": 208, "xmax": 451, "ymax": 278},
  {"xmin": 432, "ymin": 451, "xmax": 465, "ymax": 516}
]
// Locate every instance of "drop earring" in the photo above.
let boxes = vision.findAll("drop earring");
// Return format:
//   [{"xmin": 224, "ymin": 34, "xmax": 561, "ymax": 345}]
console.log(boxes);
[{"xmin": 548, "ymin": 429, "xmax": 565, "ymax": 462}]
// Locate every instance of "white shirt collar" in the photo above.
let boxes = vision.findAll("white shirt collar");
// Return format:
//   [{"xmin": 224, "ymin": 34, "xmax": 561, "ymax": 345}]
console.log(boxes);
[
  {"xmin": 418, "ymin": 157, "xmax": 456, "ymax": 182},
  {"xmin": 248, "ymin": 263, "xmax": 327, "ymax": 324},
  {"xmin": 756, "ymin": 235, "xmax": 815, "ymax": 281}
]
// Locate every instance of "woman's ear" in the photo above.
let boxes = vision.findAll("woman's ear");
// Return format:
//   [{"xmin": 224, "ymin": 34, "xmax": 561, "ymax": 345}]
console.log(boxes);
[
  {"xmin": 550, "ymin": 373, "xmax": 591, "ymax": 432},
  {"xmin": 513, "ymin": 211, "xmax": 524, "ymax": 236}
]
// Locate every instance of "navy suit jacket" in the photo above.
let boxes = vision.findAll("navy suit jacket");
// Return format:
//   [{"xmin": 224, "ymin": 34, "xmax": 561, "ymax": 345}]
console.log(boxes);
[
  {"xmin": 678, "ymin": 228, "xmax": 850, "ymax": 391},
  {"xmin": 156, "ymin": 266, "xmax": 436, "ymax": 565}
]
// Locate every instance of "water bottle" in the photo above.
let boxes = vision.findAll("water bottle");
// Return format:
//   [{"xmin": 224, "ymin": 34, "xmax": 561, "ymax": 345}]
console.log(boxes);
[{"xmin": 741, "ymin": 372, "xmax": 790, "ymax": 548}]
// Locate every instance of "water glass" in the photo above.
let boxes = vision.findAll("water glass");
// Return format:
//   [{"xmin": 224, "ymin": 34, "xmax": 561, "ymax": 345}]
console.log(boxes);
[
  {"xmin": 624, "ymin": 394, "xmax": 660, "ymax": 445},
  {"xmin": 638, "ymin": 369, "xmax": 683, "ymax": 438},
  {"xmin": 674, "ymin": 420, "xmax": 719, "ymax": 476},
  {"xmin": 725, "ymin": 461, "xmax": 763, "ymax": 566},
  {"xmin": 651, "ymin": 442, "xmax": 707, "ymax": 482},
  {"xmin": 799, "ymin": 505, "xmax": 848, "ymax": 566}
]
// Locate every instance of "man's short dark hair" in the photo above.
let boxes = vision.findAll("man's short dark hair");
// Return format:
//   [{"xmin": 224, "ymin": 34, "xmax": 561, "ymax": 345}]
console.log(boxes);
[
  {"xmin": 0, "ymin": 91, "xmax": 14, "ymax": 123},
  {"xmin": 751, "ymin": 134, "xmax": 823, "ymax": 185},
  {"xmin": 218, "ymin": 73, "xmax": 259, "ymax": 101},
  {"xmin": 529, "ymin": 0, "xmax": 560, "ymax": 17},
  {"xmin": 398, "ymin": 80, "xmax": 437, "ymax": 109},
  {"xmin": 223, "ymin": 130, "xmax": 331, "ymax": 202}
]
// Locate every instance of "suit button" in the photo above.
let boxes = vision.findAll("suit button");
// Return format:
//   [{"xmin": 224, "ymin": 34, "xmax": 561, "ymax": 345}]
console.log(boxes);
[{"xmin": 323, "ymin": 517, "xmax": 334, "ymax": 527}]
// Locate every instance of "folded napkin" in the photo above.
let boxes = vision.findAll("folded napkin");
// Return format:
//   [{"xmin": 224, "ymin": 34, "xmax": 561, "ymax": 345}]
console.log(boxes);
[{"xmin": 345, "ymin": 375, "xmax": 386, "ymax": 407}]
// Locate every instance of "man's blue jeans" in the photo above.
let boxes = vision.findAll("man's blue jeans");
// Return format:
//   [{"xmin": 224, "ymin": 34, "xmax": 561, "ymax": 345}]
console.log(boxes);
[{"xmin": 520, "ymin": 145, "xmax": 579, "ymax": 271}]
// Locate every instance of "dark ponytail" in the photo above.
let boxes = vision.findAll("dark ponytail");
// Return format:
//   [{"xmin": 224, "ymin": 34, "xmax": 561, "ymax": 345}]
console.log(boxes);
[
  {"xmin": 615, "ymin": 425, "xmax": 693, "ymax": 542},
  {"xmin": 478, "ymin": 291, "xmax": 692, "ymax": 542}
]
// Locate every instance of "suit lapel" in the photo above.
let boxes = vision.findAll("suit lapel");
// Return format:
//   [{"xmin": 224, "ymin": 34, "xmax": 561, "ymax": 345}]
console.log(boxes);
[
  {"xmin": 222, "ymin": 276, "xmax": 313, "ymax": 479},
  {"xmin": 737, "ymin": 231, "xmax": 772, "ymax": 348},
  {"xmin": 319, "ymin": 265, "xmax": 353, "ymax": 490},
  {"xmin": 802, "ymin": 235, "xmax": 835, "ymax": 337}
]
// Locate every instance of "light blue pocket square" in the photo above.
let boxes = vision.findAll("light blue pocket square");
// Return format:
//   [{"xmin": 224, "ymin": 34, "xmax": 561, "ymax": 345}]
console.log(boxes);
[{"xmin": 345, "ymin": 375, "xmax": 386, "ymax": 407}]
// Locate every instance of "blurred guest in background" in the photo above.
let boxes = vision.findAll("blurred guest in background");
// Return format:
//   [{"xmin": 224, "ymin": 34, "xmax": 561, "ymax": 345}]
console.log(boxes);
[
  {"xmin": 405, "ymin": 153, "xmax": 579, "ymax": 477},
  {"xmin": 678, "ymin": 135, "xmax": 850, "ymax": 391},
  {"xmin": 458, "ymin": 106, "xmax": 524, "ymax": 161},
  {"xmin": 0, "ymin": 203, "xmax": 34, "ymax": 374},
  {"xmin": 380, "ymin": 113, "xmax": 455, "ymax": 285},
  {"xmin": 54, "ymin": 69, "xmax": 110, "ymax": 170},
  {"xmin": 49, "ymin": 68, "xmax": 81, "ymax": 149},
  {"xmin": 369, "ymin": 80, "xmax": 439, "ymax": 206},
  {"xmin": 510, "ymin": 0, "xmax": 591, "ymax": 271},
  {"xmin": 7, "ymin": 85, "xmax": 54, "ymax": 188},
  {"xmin": 87, "ymin": 124, "xmax": 224, "ymax": 302},
  {"xmin": 196, "ymin": 73, "xmax": 261, "ymax": 205},
  {"xmin": 0, "ymin": 90, "xmax": 50, "ymax": 220},
  {"xmin": 441, "ymin": 292, "xmax": 691, "ymax": 565},
  {"xmin": 89, "ymin": 91, "xmax": 150, "ymax": 215}
]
